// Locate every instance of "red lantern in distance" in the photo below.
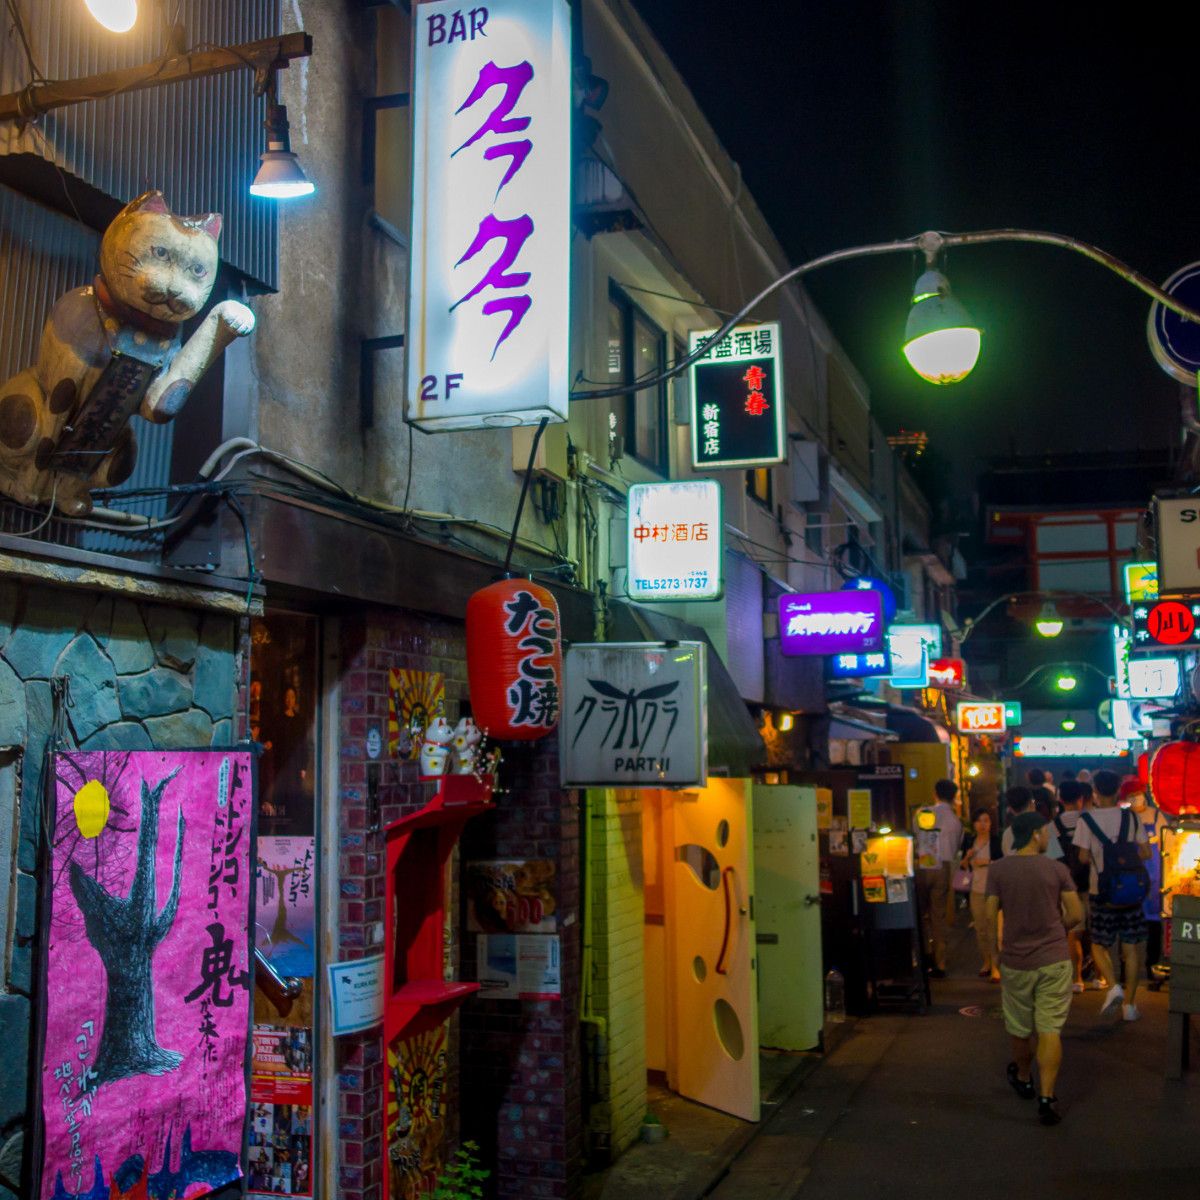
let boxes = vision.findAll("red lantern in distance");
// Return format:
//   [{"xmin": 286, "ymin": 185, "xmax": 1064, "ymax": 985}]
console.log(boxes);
[
  {"xmin": 1149, "ymin": 741, "xmax": 1200, "ymax": 817},
  {"xmin": 1137, "ymin": 750, "xmax": 1151, "ymax": 787},
  {"xmin": 466, "ymin": 579, "xmax": 562, "ymax": 741}
]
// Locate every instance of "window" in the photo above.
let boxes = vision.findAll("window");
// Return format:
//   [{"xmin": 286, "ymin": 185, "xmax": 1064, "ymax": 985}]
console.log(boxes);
[
  {"xmin": 745, "ymin": 467, "xmax": 773, "ymax": 508},
  {"xmin": 805, "ymin": 512, "xmax": 824, "ymax": 558},
  {"xmin": 608, "ymin": 285, "xmax": 669, "ymax": 474}
]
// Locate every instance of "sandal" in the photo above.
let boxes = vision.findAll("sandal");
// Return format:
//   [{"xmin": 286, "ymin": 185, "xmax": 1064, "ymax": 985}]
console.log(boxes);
[{"xmin": 1007, "ymin": 1062, "xmax": 1035, "ymax": 1100}]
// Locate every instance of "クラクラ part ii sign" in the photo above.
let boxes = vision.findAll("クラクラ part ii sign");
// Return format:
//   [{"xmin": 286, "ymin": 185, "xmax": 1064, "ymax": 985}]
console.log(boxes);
[
  {"xmin": 406, "ymin": 0, "xmax": 571, "ymax": 430},
  {"xmin": 560, "ymin": 642, "xmax": 707, "ymax": 787},
  {"xmin": 689, "ymin": 322, "xmax": 785, "ymax": 469},
  {"xmin": 627, "ymin": 479, "xmax": 723, "ymax": 601}
]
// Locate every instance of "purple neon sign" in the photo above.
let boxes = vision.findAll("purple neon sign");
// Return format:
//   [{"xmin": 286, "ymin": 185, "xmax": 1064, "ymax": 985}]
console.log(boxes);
[{"xmin": 779, "ymin": 590, "xmax": 885, "ymax": 657}]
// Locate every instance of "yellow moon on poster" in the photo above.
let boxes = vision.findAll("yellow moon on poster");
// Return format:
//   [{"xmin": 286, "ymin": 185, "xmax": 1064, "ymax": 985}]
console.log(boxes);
[{"xmin": 73, "ymin": 780, "xmax": 111, "ymax": 838}]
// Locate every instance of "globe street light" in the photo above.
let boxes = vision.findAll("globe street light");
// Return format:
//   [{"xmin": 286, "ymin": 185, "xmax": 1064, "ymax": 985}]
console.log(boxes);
[
  {"xmin": 903, "ymin": 269, "xmax": 982, "ymax": 384},
  {"xmin": 1035, "ymin": 601, "xmax": 1065, "ymax": 638}
]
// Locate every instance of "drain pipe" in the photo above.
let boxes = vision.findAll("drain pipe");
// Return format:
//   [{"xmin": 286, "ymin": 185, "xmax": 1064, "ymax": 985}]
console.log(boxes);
[{"xmin": 580, "ymin": 787, "xmax": 608, "ymax": 1112}]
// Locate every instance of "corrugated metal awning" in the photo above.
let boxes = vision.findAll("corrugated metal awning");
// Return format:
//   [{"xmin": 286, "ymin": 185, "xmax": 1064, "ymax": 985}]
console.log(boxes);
[{"xmin": 606, "ymin": 601, "xmax": 765, "ymax": 777}]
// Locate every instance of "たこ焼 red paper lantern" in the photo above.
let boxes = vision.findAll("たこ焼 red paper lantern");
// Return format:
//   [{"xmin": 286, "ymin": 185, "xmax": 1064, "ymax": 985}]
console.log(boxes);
[
  {"xmin": 1150, "ymin": 741, "xmax": 1200, "ymax": 816},
  {"xmin": 466, "ymin": 579, "xmax": 562, "ymax": 741}
]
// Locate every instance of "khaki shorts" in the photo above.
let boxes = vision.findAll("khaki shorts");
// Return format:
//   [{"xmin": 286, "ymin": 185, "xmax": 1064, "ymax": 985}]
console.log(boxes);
[{"xmin": 1000, "ymin": 960, "xmax": 1074, "ymax": 1037}]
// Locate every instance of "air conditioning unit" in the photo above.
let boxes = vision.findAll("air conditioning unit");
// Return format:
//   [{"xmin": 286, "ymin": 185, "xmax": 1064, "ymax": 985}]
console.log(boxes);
[{"xmin": 789, "ymin": 436, "xmax": 829, "ymax": 511}]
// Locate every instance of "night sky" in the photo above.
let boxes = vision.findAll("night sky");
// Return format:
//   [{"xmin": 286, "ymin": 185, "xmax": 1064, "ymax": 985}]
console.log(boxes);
[{"xmin": 634, "ymin": 1, "xmax": 1195, "ymax": 509}]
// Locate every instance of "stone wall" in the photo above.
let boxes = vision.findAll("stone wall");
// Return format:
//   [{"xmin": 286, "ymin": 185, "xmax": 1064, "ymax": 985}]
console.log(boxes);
[{"xmin": 0, "ymin": 579, "xmax": 239, "ymax": 1199}]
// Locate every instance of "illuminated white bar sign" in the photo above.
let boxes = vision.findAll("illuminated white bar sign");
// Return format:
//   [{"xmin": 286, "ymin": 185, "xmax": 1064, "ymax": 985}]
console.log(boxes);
[
  {"xmin": 406, "ymin": 0, "xmax": 571, "ymax": 430},
  {"xmin": 1014, "ymin": 736, "xmax": 1130, "ymax": 758},
  {"xmin": 627, "ymin": 480, "xmax": 723, "ymax": 601}
]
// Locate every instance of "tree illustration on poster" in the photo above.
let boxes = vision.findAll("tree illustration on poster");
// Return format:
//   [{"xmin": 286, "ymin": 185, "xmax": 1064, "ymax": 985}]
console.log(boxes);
[{"xmin": 40, "ymin": 750, "xmax": 254, "ymax": 1200}]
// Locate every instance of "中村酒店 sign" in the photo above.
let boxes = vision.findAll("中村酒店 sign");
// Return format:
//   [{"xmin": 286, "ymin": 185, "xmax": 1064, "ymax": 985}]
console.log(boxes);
[{"xmin": 689, "ymin": 322, "xmax": 785, "ymax": 469}]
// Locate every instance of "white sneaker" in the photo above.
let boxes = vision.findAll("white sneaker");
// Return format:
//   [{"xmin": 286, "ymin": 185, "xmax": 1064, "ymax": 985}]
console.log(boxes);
[
  {"xmin": 1100, "ymin": 984, "xmax": 1125, "ymax": 1015},
  {"xmin": 1123, "ymin": 1004, "xmax": 1141, "ymax": 1022}
]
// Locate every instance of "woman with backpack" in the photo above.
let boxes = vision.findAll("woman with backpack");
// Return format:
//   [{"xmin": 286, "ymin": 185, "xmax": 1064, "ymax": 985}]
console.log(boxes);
[{"xmin": 1072, "ymin": 769, "xmax": 1152, "ymax": 1022}]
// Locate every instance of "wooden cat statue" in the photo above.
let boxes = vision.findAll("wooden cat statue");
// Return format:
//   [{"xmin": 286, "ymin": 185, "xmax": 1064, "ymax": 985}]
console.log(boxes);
[{"xmin": 0, "ymin": 189, "xmax": 254, "ymax": 516}]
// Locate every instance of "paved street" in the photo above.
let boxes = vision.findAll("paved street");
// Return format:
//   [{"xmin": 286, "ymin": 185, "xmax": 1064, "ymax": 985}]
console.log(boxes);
[{"xmin": 713, "ymin": 928, "xmax": 1200, "ymax": 1200}]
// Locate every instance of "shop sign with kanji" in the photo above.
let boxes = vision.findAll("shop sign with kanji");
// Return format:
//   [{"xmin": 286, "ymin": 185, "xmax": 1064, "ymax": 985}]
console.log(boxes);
[
  {"xmin": 688, "ymin": 321, "xmax": 785, "ymax": 469},
  {"xmin": 560, "ymin": 642, "xmax": 707, "ymax": 787},
  {"xmin": 778, "ymin": 589, "xmax": 885, "ymax": 657},
  {"xmin": 1131, "ymin": 596, "xmax": 1200, "ymax": 652},
  {"xmin": 405, "ymin": 0, "xmax": 571, "ymax": 431},
  {"xmin": 827, "ymin": 648, "xmax": 893, "ymax": 679},
  {"xmin": 956, "ymin": 702, "xmax": 1007, "ymax": 734},
  {"xmin": 627, "ymin": 480, "xmax": 723, "ymax": 601}
]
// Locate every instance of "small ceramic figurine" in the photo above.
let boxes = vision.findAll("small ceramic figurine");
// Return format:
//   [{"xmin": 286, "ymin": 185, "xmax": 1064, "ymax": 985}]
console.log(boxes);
[
  {"xmin": 0, "ymin": 190, "xmax": 254, "ymax": 515},
  {"xmin": 419, "ymin": 714, "xmax": 454, "ymax": 779},
  {"xmin": 451, "ymin": 715, "xmax": 482, "ymax": 774}
]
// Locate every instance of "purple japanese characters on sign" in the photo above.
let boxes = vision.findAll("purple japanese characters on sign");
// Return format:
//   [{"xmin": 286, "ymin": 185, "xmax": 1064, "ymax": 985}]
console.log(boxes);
[{"xmin": 779, "ymin": 590, "xmax": 886, "ymax": 657}]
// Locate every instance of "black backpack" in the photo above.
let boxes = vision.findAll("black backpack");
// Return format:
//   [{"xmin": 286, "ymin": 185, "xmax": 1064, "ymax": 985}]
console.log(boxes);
[
  {"xmin": 1080, "ymin": 810, "xmax": 1150, "ymax": 908},
  {"xmin": 1054, "ymin": 815, "xmax": 1091, "ymax": 892}
]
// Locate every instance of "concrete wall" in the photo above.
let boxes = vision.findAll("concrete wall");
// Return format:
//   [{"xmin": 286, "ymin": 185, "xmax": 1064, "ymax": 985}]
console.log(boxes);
[{"xmin": 0, "ymin": 579, "xmax": 238, "ymax": 1199}]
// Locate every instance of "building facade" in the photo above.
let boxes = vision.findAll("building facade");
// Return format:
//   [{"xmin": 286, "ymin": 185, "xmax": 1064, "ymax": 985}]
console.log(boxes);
[{"xmin": 0, "ymin": 3, "xmax": 959, "ymax": 1198}]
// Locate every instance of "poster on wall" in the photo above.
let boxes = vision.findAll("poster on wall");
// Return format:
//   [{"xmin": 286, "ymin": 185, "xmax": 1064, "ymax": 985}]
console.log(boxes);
[
  {"xmin": 255, "ymin": 837, "xmax": 317, "ymax": 979},
  {"xmin": 386, "ymin": 1023, "xmax": 450, "ymax": 1200},
  {"xmin": 38, "ymin": 750, "xmax": 254, "ymax": 1200},
  {"xmin": 248, "ymin": 1026, "xmax": 314, "ymax": 1196},
  {"xmin": 465, "ymin": 859, "xmax": 557, "ymax": 934},
  {"xmin": 475, "ymin": 934, "xmax": 562, "ymax": 1000},
  {"xmin": 387, "ymin": 669, "xmax": 446, "ymax": 759}
]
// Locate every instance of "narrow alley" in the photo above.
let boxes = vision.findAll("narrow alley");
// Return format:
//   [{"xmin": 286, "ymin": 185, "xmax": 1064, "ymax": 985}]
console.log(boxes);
[{"xmin": 596, "ymin": 926, "xmax": 1200, "ymax": 1200}]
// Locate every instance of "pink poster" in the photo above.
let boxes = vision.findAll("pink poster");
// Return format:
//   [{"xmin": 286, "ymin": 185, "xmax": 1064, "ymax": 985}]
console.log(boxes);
[{"xmin": 40, "ymin": 750, "xmax": 255, "ymax": 1200}]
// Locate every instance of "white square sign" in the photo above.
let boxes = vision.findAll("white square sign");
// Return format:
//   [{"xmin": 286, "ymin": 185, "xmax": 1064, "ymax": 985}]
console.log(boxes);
[
  {"xmin": 627, "ymin": 480, "xmax": 723, "ymax": 601},
  {"xmin": 406, "ymin": 0, "xmax": 571, "ymax": 430},
  {"xmin": 560, "ymin": 642, "xmax": 707, "ymax": 787},
  {"xmin": 1156, "ymin": 496, "xmax": 1200, "ymax": 593}
]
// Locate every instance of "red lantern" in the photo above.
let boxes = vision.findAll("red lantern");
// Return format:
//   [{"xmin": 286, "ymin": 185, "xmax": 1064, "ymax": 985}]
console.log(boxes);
[
  {"xmin": 466, "ymin": 579, "xmax": 562, "ymax": 741},
  {"xmin": 1137, "ymin": 750, "xmax": 1151, "ymax": 786},
  {"xmin": 1149, "ymin": 741, "xmax": 1200, "ymax": 816}
]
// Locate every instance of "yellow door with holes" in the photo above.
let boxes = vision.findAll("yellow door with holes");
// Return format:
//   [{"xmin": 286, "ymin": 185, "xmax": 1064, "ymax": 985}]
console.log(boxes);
[{"xmin": 666, "ymin": 779, "xmax": 760, "ymax": 1121}]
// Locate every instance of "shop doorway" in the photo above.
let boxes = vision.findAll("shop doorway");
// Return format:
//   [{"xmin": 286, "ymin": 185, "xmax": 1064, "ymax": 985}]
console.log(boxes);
[
  {"xmin": 642, "ymin": 782, "xmax": 825, "ymax": 1124},
  {"xmin": 643, "ymin": 781, "xmax": 760, "ymax": 1121}
]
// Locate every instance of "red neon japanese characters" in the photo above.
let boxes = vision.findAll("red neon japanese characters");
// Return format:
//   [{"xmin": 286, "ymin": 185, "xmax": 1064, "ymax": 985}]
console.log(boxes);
[
  {"xmin": 466, "ymin": 579, "xmax": 562, "ymax": 740},
  {"xmin": 743, "ymin": 364, "xmax": 769, "ymax": 416}
]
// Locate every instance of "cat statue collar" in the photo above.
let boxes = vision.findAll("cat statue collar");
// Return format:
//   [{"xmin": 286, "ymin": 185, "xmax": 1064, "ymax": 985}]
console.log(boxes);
[{"xmin": 92, "ymin": 273, "xmax": 181, "ymax": 343}]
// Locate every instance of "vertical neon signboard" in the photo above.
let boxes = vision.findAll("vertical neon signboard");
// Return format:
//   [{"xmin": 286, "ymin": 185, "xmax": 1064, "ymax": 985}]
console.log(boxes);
[
  {"xmin": 406, "ymin": 0, "xmax": 571, "ymax": 430},
  {"xmin": 689, "ymin": 323, "xmax": 785, "ymax": 468}
]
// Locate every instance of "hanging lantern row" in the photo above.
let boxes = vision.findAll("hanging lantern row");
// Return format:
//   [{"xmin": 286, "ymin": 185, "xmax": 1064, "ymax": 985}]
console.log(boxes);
[{"xmin": 466, "ymin": 579, "xmax": 562, "ymax": 742}]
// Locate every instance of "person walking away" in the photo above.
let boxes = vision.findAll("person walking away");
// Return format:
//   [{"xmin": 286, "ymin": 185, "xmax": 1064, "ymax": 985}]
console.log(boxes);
[
  {"xmin": 914, "ymin": 779, "xmax": 963, "ymax": 979},
  {"xmin": 1002, "ymin": 787, "xmax": 1065, "ymax": 861},
  {"xmin": 1053, "ymin": 780, "xmax": 1094, "ymax": 992},
  {"xmin": 1123, "ymin": 776, "xmax": 1167, "ymax": 974},
  {"xmin": 962, "ymin": 808, "xmax": 1003, "ymax": 981},
  {"xmin": 986, "ymin": 810, "xmax": 1083, "ymax": 1126},
  {"xmin": 1072, "ymin": 768, "xmax": 1151, "ymax": 1021}
]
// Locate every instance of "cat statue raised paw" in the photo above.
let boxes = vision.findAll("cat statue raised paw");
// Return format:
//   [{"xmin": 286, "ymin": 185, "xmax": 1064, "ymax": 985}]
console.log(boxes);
[{"xmin": 0, "ymin": 189, "xmax": 254, "ymax": 516}]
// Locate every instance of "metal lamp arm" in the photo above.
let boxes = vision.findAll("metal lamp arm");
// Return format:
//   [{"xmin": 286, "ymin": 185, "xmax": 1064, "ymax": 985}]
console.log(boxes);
[
  {"xmin": 960, "ymin": 589, "xmax": 1128, "ymax": 643},
  {"xmin": 568, "ymin": 230, "xmax": 1200, "ymax": 403}
]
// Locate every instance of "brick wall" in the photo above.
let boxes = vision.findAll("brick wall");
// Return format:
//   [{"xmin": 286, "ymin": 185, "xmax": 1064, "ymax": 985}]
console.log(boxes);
[
  {"xmin": 335, "ymin": 609, "xmax": 469, "ymax": 1200},
  {"xmin": 459, "ymin": 740, "xmax": 583, "ymax": 1199},
  {"xmin": 586, "ymin": 788, "xmax": 646, "ymax": 1159}
]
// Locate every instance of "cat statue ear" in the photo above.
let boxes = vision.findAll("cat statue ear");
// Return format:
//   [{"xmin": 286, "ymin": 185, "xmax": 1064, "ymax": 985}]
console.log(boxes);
[
  {"xmin": 125, "ymin": 189, "xmax": 170, "ymax": 215},
  {"xmin": 187, "ymin": 212, "xmax": 223, "ymax": 240}
]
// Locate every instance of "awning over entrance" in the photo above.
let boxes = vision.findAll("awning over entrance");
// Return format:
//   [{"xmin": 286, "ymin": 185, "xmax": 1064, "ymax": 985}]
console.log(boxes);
[{"xmin": 607, "ymin": 601, "xmax": 765, "ymax": 777}]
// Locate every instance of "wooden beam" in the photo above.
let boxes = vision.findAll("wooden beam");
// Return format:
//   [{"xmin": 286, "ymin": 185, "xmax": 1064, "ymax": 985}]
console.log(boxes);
[{"xmin": 0, "ymin": 31, "xmax": 313, "ymax": 123}]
